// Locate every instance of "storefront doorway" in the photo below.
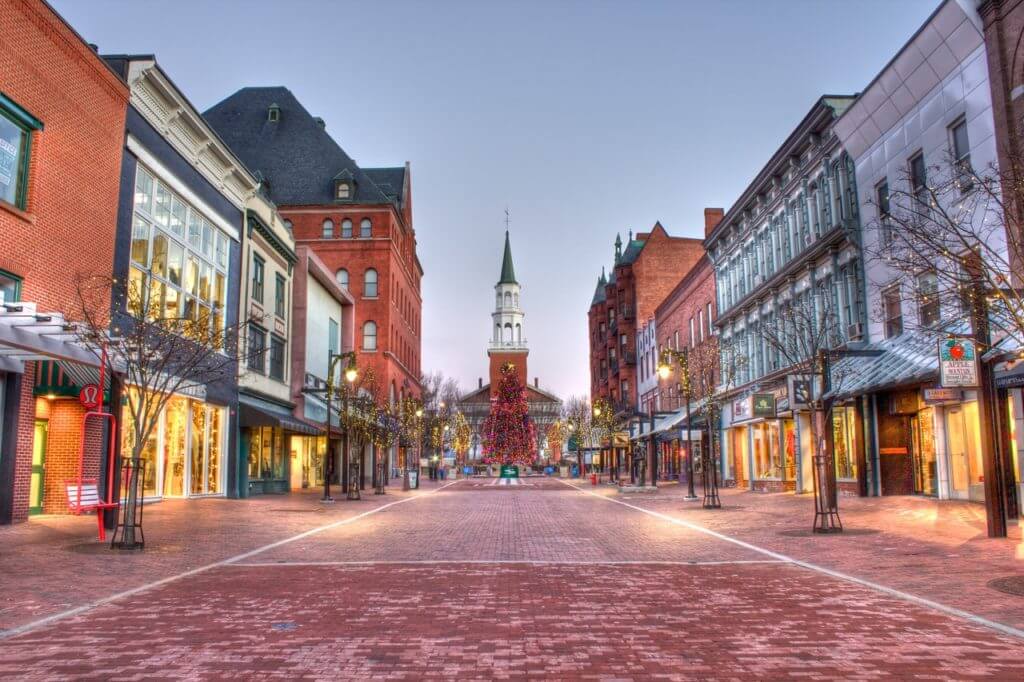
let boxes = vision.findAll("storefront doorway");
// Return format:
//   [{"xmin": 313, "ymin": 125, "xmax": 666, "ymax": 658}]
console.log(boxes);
[
  {"xmin": 911, "ymin": 407, "xmax": 938, "ymax": 496},
  {"xmin": 29, "ymin": 420, "xmax": 47, "ymax": 515},
  {"xmin": 290, "ymin": 435, "xmax": 328, "ymax": 491},
  {"xmin": 945, "ymin": 403, "xmax": 984, "ymax": 502}
]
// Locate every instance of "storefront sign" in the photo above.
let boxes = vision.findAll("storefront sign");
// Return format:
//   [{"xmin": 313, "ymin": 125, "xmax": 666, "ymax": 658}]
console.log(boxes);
[
  {"xmin": 612, "ymin": 431, "xmax": 630, "ymax": 448},
  {"xmin": 922, "ymin": 387, "xmax": 960, "ymax": 404},
  {"xmin": 788, "ymin": 376, "xmax": 812, "ymax": 408},
  {"xmin": 732, "ymin": 397, "xmax": 751, "ymax": 421},
  {"xmin": 751, "ymin": 393, "xmax": 776, "ymax": 418},
  {"xmin": 78, "ymin": 383, "xmax": 101, "ymax": 410},
  {"xmin": 939, "ymin": 338, "xmax": 979, "ymax": 388}
]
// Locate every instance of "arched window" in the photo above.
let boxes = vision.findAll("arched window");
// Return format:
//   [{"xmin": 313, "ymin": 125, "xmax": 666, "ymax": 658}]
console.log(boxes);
[
  {"xmin": 360, "ymin": 218, "xmax": 372, "ymax": 238},
  {"xmin": 363, "ymin": 321, "xmax": 377, "ymax": 350},
  {"xmin": 515, "ymin": 323, "xmax": 522, "ymax": 342},
  {"xmin": 341, "ymin": 219, "xmax": 353, "ymax": 238},
  {"xmin": 283, "ymin": 220, "xmax": 293, "ymax": 231},
  {"xmin": 504, "ymin": 323, "xmax": 512, "ymax": 343},
  {"xmin": 335, "ymin": 269, "xmax": 349, "ymax": 289},
  {"xmin": 504, "ymin": 292, "xmax": 512, "ymax": 307},
  {"xmin": 322, "ymin": 219, "xmax": 334, "ymax": 238},
  {"xmin": 514, "ymin": 293, "xmax": 519, "ymax": 307},
  {"xmin": 364, "ymin": 268, "xmax": 378, "ymax": 297}
]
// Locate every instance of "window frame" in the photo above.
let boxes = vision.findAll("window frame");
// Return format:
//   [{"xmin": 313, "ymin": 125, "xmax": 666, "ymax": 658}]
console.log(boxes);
[
  {"xmin": 363, "ymin": 320, "xmax": 378, "ymax": 351},
  {"xmin": 322, "ymin": 218, "xmax": 334, "ymax": 239},
  {"xmin": 0, "ymin": 94, "xmax": 42, "ymax": 211},
  {"xmin": 360, "ymin": 218, "xmax": 372, "ymax": 238},
  {"xmin": 883, "ymin": 286, "xmax": 904, "ymax": 338},
  {"xmin": 274, "ymin": 272, "xmax": 286, "ymax": 318},
  {"xmin": 252, "ymin": 254, "xmax": 265, "ymax": 304},
  {"xmin": 248, "ymin": 324, "xmax": 267, "ymax": 373},
  {"xmin": 364, "ymin": 268, "xmax": 378, "ymax": 298},
  {"xmin": 269, "ymin": 335, "xmax": 286, "ymax": 381}
]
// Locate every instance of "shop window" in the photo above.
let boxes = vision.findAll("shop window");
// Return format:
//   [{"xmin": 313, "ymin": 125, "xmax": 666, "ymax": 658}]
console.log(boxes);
[
  {"xmin": 269, "ymin": 336, "xmax": 285, "ymax": 381},
  {"xmin": 0, "ymin": 94, "xmax": 42, "ymax": 210},
  {"xmin": 752, "ymin": 422, "xmax": 782, "ymax": 479},
  {"xmin": 832, "ymin": 406, "xmax": 859, "ymax": 481}
]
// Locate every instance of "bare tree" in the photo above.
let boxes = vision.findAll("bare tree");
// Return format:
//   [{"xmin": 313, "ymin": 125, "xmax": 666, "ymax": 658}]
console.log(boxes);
[
  {"xmin": 69, "ymin": 274, "xmax": 247, "ymax": 549},
  {"xmin": 758, "ymin": 280, "xmax": 848, "ymax": 531}
]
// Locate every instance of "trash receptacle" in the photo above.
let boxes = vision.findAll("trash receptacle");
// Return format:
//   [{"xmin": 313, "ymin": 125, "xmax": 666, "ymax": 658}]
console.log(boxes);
[
  {"xmin": 590, "ymin": 473, "xmax": 598, "ymax": 486},
  {"xmin": 409, "ymin": 470, "xmax": 419, "ymax": 488}
]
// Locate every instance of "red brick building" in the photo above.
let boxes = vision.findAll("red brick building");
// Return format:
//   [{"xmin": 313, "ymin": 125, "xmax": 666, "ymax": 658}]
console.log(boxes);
[
  {"xmin": 0, "ymin": 0, "xmax": 128, "ymax": 523},
  {"xmin": 204, "ymin": 88, "xmax": 423, "ymax": 406},
  {"xmin": 653, "ymin": 210, "xmax": 723, "ymax": 411},
  {"xmin": 587, "ymin": 222, "xmax": 704, "ymax": 414},
  {"xmin": 979, "ymin": 0, "xmax": 1024, "ymax": 274}
]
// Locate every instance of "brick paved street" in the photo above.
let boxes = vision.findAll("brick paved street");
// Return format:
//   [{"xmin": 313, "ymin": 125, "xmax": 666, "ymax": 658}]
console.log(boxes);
[{"xmin": 3, "ymin": 476, "xmax": 1024, "ymax": 679}]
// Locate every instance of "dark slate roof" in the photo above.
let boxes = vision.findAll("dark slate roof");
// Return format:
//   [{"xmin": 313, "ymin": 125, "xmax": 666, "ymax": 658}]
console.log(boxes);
[
  {"xmin": 202, "ymin": 86, "xmax": 404, "ymax": 207},
  {"xmin": 590, "ymin": 277, "xmax": 606, "ymax": 306},
  {"xmin": 619, "ymin": 239, "xmax": 646, "ymax": 266},
  {"xmin": 498, "ymin": 231, "xmax": 517, "ymax": 285}
]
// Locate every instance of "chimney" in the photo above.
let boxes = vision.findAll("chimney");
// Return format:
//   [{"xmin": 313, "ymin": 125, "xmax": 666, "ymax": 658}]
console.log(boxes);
[
  {"xmin": 704, "ymin": 208, "xmax": 725, "ymax": 237},
  {"xmin": 534, "ymin": 377, "xmax": 539, "ymax": 388},
  {"xmin": 478, "ymin": 377, "xmax": 483, "ymax": 389}
]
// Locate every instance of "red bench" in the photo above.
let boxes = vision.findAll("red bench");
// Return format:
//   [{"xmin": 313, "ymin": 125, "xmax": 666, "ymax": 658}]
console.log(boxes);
[{"xmin": 65, "ymin": 479, "xmax": 118, "ymax": 541}]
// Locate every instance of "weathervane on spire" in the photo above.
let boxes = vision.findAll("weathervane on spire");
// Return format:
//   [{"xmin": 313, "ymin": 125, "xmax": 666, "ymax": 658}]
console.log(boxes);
[{"xmin": 504, "ymin": 206, "xmax": 510, "ymax": 233}]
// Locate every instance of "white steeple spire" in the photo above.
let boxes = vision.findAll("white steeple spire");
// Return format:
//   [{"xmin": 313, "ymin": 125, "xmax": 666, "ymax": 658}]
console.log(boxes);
[{"xmin": 491, "ymin": 230, "xmax": 526, "ymax": 350}]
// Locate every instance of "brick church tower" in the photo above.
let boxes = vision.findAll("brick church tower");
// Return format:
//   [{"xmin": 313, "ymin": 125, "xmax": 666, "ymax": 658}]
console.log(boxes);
[{"xmin": 488, "ymin": 231, "xmax": 527, "ymax": 396}]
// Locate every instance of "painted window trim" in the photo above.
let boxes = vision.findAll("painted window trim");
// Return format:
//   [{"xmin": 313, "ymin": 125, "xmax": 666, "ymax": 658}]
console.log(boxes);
[{"xmin": 0, "ymin": 93, "xmax": 42, "ymax": 211}]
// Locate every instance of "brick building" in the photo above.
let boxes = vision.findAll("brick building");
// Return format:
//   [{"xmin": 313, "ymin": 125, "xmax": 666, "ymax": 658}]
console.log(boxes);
[
  {"xmin": 204, "ymin": 87, "xmax": 423, "ymax": 477},
  {"xmin": 587, "ymin": 223, "xmax": 704, "ymax": 414},
  {"xmin": 0, "ymin": 0, "xmax": 128, "ymax": 523}
]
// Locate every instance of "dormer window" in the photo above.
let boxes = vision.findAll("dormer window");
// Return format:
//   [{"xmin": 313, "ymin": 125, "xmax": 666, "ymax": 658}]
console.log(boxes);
[
  {"xmin": 267, "ymin": 103, "xmax": 280, "ymax": 122},
  {"xmin": 335, "ymin": 181, "xmax": 351, "ymax": 199}
]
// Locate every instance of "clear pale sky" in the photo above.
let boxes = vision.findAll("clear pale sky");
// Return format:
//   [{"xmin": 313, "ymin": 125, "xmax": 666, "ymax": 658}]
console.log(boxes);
[{"xmin": 52, "ymin": 0, "xmax": 939, "ymax": 399}]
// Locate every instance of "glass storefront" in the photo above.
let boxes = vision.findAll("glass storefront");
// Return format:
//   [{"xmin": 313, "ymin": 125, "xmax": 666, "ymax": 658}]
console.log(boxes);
[
  {"xmin": 290, "ymin": 435, "xmax": 328, "ymax": 490},
  {"xmin": 752, "ymin": 421, "xmax": 781, "ymax": 479},
  {"xmin": 912, "ymin": 406, "xmax": 938, "ymax": 496},
  {"xmin": 249, "ymin": 427, "xmax": 286, "ymax": 482},
  {"xmin": 121, "ymin": 389, "xmax": 227, "ymax": 499},
  {"xmin": 832, "ymin": 406, "xmax": 859, "ymax": 482},
  {"xmin": 945, "ymin": 402, "xmax": 984, "ymax": 502}
]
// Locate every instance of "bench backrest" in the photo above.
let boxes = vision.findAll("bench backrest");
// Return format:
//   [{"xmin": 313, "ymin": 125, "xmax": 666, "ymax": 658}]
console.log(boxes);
[{"xmin": 66, "ymin": 483, "xmax": 101, "ymax": 508}]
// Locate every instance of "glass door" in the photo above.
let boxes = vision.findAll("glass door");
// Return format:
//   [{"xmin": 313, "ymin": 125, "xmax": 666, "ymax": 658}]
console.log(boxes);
[
  {"xmin": 29, "ymin": 420, "xmax": 47, "ymax": 515},
  {"xmin": 946, "ymin": 407, "xmax": 970, "ymax": 500}
]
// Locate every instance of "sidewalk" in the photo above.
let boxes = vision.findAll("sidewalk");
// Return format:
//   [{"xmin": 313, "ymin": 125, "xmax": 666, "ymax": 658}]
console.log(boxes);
[
  {"xmin": 0, "ymin": 479, "xmax": 450, "ymax": 635},
  {"xmin": 580, "ymin": 478, "xmax": 1024, "ymax": 631}
]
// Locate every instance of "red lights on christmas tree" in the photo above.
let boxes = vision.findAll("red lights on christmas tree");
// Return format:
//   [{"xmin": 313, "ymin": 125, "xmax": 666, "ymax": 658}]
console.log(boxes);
[{"xmin": 482, "ymin": 362, "xmax": 536, "ymax": 466}]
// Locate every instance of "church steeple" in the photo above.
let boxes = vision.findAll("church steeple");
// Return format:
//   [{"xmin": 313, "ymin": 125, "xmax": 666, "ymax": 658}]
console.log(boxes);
[{"xmin": 498, "ymin": 230, "xmax": 517, "ymax": 285}]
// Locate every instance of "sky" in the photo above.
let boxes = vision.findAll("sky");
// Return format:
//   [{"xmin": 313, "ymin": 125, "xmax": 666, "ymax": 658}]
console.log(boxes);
[{"xmin": 52, "ymin": 0, "xmax": 940, "ymax": 400}]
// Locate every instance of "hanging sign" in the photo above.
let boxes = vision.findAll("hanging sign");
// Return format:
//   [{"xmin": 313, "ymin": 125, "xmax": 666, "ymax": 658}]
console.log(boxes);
[
  {"xmin": 751, "ymin": 393, "xmax": 777, "ymax": 418},
  {"xmin": 78, "ymin": 383, "xmax": 101, "ymax": 410},
  {"xmin": 939, "ymin": 338, "xmax": 979, "ymax": 388},
  {"xmin": 922, "ymin": 387, "xmax": 960, "ymax": 404}
]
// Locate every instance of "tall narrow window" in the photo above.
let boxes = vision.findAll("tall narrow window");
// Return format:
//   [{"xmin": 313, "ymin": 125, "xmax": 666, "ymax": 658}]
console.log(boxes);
[
  {"xmin": 883, "ymin": 287, "xmax": 903, "ymax": 338},
  {"xmin": 335, "ymin": 268, "xmax": 349, "ymax": 290},
  {"xmin": 364, "ymin": 268, "xmax": 378, "ymax": 297},
  {"xmin": 910, "ymin": 153, "xmax": 927, "ymax": 206},
  {"xmin": 274, "ymin": 273, "xmax": 286, "ymax": 318},
  {"xmin": 360, "ymin": 218, "xmax": 372, "ymax": 238},
  {"xmin": 876, "ymin": 180, "xmax": 891, "ymax": 245},
  {"xmin": 269, "ymin": 336, "xmax": 285, "ymax": 381},
  {"xmin": 252, "ymin": 255, "xmax": 265, "ymax": 304},
  {"xmin": 363, "ymin": 321, "xmax": 377, "ymax": 350},
  {"xmin": 341, "ymin": 219, "xmax": 353, "ymax": 238},
  {"xmin": 917, "ymin": 270, "xmax": 940, "ymax": 327},
  {"xmin": 951, "ymin": 119, "xmax": 972, "ymax": 190},
  {"xmin": 322, "ymin": 219, "xmax": 334, "ymax": 238},
  {"xmin": 248, "ymin": 325, "xmax": 266, "ymax": 373},
  {"xmin": 706, "ymin": 302, "xmax": 713, "ymax": 336}
]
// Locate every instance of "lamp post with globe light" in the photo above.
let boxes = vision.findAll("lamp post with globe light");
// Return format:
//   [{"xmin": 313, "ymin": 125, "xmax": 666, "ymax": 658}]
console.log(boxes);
[
  {"xmin": 324, "ymin": 350, "xmax": 358, "ymax": 503},
  {"xmin": 657, "ymin": 348, "xmax": 698, "ymax": 500}
]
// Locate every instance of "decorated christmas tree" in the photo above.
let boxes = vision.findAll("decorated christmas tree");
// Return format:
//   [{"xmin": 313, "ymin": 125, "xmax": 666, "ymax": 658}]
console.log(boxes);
[{"xmin": 482, "ymin": 362, "xmax": 536, "ymax": 466}]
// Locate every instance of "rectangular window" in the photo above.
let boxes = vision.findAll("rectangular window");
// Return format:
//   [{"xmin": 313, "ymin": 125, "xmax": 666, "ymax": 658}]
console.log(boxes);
[
  {"xmin": 129, "ymin": 166, "xmax": 231, "ymax": 342},
  {"xmin": 883, "ymin": 287, "xmax": 903, "ymax": 338},
  {"xmin": 951, "ymin": 119, "xmax": 972, "ymax": 190},
  {"xmin": 328, "ymin": 317, "xmax": 339, "ymax": 356},
  {"xmin": 0, "ymin": 270, "xmax": 22, "ymax": 305},
  {"xmin": 917, "ymin": 270, "xmax": 940, "ymax": 327},
  {"xmin": 698, "ymin": 309, "xmax": 706, "ymax": 342},
  {"xmin": 252, "ymin": 254, "xmax": 265, "ymax": 304},
  {"xmin": 910, "ymin": 153, "xmax": 927, "ymax": 204},
  {"xmin": 269, "ymin": 336, "xmax": 285, "ymax": 381},
  {"xmin": 274, "ymin": 273, "xmax": 286, "ymax": 318},
  {"xmin": 706, "ymin": 302, "xmax": 713, "ymax": 336},
  {"xmin": 0, "ymin": 95, "xmax": 41, "ymax": 210},
  {"xmin": 248, "ymin": 325, "xmax": 266, "ymax": 373},
  {"xmin": 689, "ymin": 317, "xmax": 695, "ymax": 348},
  {"xmin": 876, "ymin": 180, "xmax": 891, "ymax": 245},
  {"xmin": 673, "ymin": 330, "xmax": 680, "ymax": 350}
]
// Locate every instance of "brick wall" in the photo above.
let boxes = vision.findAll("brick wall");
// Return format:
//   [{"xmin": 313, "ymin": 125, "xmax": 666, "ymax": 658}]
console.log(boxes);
[
  {"xmin": 488, "ymin": 351, "xmax": 528, "ymax": 398},
  {"xmin": 284, "ymin": 204, "xmax": 422, "ymax": 400},
  {"xmin": 655, "ymin": 255, "xmax": 716, "ymax": 406},
  {"xmin": 0, "ymin": 0, "xmax": 128, "ymax": 523},
  {"xmin": 37, "ymin": 398, "xmax": 105, "ymax": 513}
]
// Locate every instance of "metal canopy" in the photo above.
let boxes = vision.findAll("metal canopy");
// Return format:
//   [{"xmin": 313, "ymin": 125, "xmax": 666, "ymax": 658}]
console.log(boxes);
[{"xmin": 0, "ymin": 303, "xmax": 106, "ymax": 373}]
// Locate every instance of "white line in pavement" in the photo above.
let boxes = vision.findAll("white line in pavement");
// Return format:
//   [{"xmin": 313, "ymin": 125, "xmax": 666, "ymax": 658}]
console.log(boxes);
[
  {"xmin": 557, "ymin": 480, "xmax": 1024, "ymax": 640},
  {"xmin": 229, "ymin": 559, "xmax": 784, "ymax": 567},
  {"xmin": 0, "ymin": 481, "xmax": 461, "ymax": 641}
]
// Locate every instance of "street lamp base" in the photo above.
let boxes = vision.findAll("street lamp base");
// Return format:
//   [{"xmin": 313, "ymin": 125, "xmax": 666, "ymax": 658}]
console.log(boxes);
[
  {"xmin": 683, "ymin": 495, "xmax": 699, "ymax": 501},
  {"xmin": 321, "ymin": 497, "xmax": 335, "ymax": 504}
]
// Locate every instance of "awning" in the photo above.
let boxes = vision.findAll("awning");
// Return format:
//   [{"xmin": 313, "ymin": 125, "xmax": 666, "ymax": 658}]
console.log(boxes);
[
  {"xmin": 825, "ymin": 330, "xmax": 936, "ymax": 401},
  {"xmin": 0, "ymin": 303, "xmax": 105, "ymax": 373},
  {"xmin": 239, "ymin": 393, "xmax": 322, "ymax": 435}
]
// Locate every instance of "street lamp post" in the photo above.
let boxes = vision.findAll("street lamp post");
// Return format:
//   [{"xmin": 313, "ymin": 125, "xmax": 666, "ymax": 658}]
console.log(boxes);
[
  {"xmin": 658, "ymin": 348, "xmax": 698, "ymax": 501},
  {"xmin": 324, "ymin": 350, "xmax": 358, "ymax": 503}
]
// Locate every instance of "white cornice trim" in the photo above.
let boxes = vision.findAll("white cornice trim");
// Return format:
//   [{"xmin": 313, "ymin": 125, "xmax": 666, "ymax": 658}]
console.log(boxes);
[
  {"xmin": 126, "ymin": 60, "xmax": 256, "ymax": 212},
  {"xmin": 127, "ymin": 135, "xmax": 240, "ymax": 242}
]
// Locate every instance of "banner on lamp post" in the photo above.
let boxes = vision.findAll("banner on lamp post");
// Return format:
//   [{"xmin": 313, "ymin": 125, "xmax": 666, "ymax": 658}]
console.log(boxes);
[{"xmin": 939, "ymin": 338, "xmax": 979, "ymax": 388}]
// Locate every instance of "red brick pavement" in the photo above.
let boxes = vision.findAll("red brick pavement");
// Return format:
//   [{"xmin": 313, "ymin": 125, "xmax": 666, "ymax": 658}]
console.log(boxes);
[{"xmin": 3, "ymin": 476, "xmax": 1024, "ymax": 679}]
